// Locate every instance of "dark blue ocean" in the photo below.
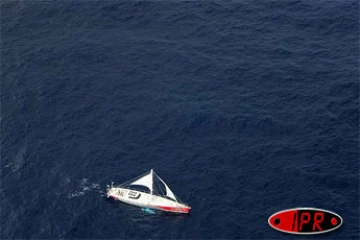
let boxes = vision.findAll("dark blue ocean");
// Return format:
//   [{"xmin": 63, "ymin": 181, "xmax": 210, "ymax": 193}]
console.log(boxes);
[{"xmin": 1, "ymin": 0, "xmax": 359, "ymax": 239}]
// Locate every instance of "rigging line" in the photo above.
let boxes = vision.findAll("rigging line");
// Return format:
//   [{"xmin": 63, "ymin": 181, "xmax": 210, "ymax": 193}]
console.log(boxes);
[
  {"xmin": 154, "ymin": 175, "xmax": 166, "ymax": 197},
  {"xmin": 154, "ymin": 173, "xmax": 185, "ymax": 204},
  {"xmin": 153, "ymin": 173, "xmax": 163, "ymax": 196},
  {"xmin": 154, "ymin": 172, "xmax": 178, "ymax": 202},
  {"xmin": 118, "ymin": 170, "xmax": 151, "ymax": 187},
  {"xmin": 154, "ymin": 173, "xmax": 167, "ymax": 196}
]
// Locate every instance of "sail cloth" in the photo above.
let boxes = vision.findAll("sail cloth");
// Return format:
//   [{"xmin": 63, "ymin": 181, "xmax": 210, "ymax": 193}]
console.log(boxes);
[
  {"xmin": 155, "ymin": 174, "xmax": 177, "ymax": 202},
  {"xmin": 161, "ymin": 178, "xmax": 177, "ymax": 201},
  {"xmin": 127, "ymin": 169, "xmax": 178, "ymax": 202},
  {"xmin": 130, "ymin": 171, "xmax": 153, "ymax": 193}
]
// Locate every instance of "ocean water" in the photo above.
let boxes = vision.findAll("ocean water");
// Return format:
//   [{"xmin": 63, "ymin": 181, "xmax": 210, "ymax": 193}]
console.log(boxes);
[{"xmin": 1, "ymin": 0, "xmax": 359, "ymax": 239}]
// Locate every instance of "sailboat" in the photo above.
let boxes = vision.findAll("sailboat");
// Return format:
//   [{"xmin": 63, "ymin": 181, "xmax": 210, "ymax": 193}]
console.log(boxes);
[{"xmin": 107, "ymin": 169, "xmax": 191, "ymax": 214}]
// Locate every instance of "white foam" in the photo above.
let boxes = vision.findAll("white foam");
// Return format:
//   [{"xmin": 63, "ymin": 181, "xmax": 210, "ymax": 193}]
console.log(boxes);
[{"xmin": 68, "ymin": 178, "xmax": 104, "ymax": 199}]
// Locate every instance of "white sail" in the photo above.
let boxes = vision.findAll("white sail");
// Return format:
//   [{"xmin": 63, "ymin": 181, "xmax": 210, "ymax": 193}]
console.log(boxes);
[
  {"xmin": 164, "ymin": 184, "xmax": 177, "ymax": 202},
  {"xmin": 157, "ymin": 175, "xmax": 177, "ymax": 202},
  {"xmin": 130, "ymin": 170, "xmax": 153, "ymax": 193}
]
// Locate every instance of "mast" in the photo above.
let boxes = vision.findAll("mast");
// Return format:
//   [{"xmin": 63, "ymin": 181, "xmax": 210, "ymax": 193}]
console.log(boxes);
[{"xmin": 150, "ymin": 169, "xmax": 154, "ymax": 195}]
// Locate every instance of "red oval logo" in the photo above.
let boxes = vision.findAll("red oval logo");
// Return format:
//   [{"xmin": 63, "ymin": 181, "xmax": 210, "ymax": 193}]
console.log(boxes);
[{"xmin": 268, "ymin": 208, "xmax": 343, "ymax": 234}]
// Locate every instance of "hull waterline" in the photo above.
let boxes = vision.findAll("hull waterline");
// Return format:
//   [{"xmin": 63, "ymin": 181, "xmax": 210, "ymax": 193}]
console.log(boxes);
[{"xmin": 107, "ymin": 187, "xmax": 191, "ymax": 214}]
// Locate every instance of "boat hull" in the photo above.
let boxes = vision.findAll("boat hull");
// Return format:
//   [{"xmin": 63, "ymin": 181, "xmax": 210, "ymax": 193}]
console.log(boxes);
[{"xmin": 107, "ymin": 187, "xmax": 191, "ymax": 214}]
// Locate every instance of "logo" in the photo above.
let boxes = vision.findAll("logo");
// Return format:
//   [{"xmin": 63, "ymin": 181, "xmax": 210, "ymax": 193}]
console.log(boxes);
[{"xmin": 268, "ymin": 208, "xmax": 342, "ymax": 235}]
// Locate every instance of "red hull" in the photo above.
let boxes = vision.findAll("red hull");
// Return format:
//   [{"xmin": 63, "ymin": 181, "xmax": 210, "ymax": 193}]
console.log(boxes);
[{"xmin": 155, "ymin": 205, "xmax": 191, "ymax": 214}]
